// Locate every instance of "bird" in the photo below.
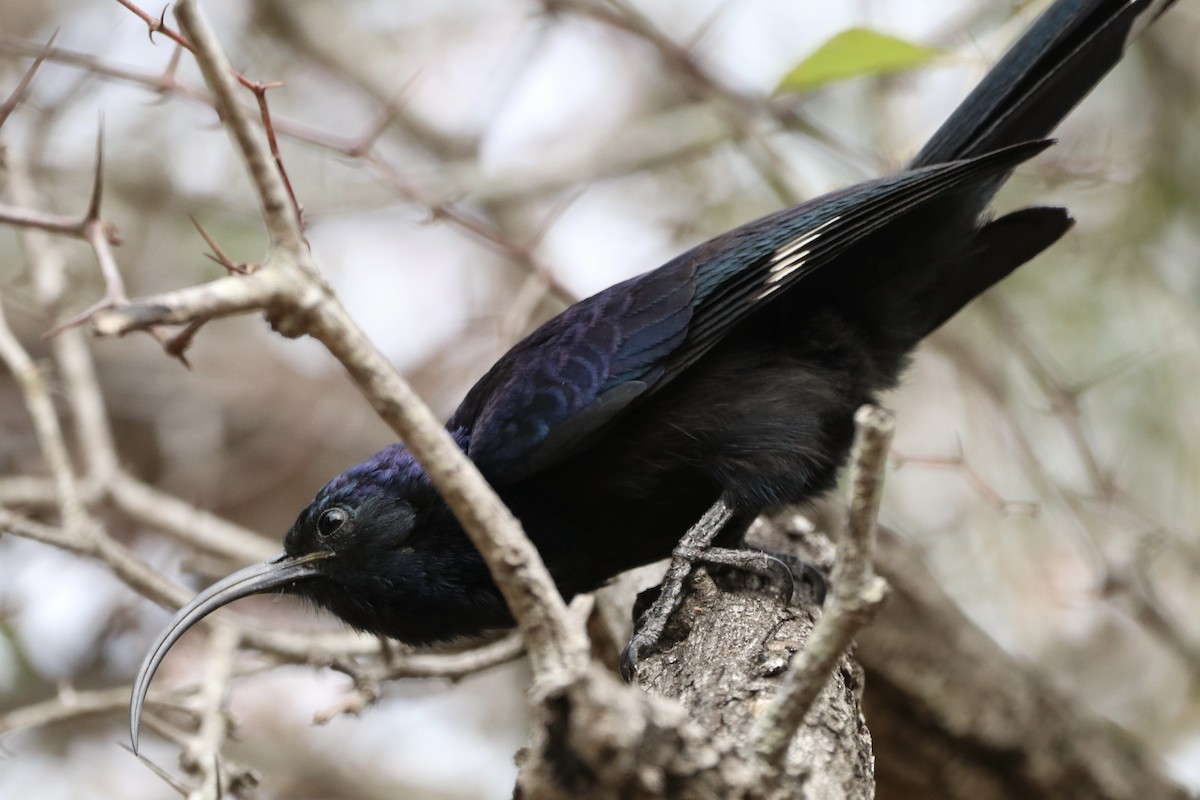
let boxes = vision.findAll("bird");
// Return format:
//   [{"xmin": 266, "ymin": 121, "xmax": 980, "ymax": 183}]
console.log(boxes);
[{"xmin": 131, "ymin": 0, "xmax": 1180, "ymax": 749}]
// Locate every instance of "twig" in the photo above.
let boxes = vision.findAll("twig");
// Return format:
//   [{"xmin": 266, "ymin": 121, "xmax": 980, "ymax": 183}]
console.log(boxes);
[
  {"xmin": 0, "ymin": 509, "xmax": 77, "ymax": 550},
  {"xmin": 0, "ymin": 685, "xmax": 195, "ymax": 735},
  {"xmin": 115, "ymin": 0, "xmax": 192, "ymax": 50},
  {"xmin": 0, "ymin": 495, "xmax": 510, "ymax": 679},
  {"xmin": 121, "ymin": 0, "xmax": 590, "ymax": 685},
  {"xmin": 937, "ymin": 333, "xmax": 1200, "ymax": 675},
  {"xmin": 891, "ymin": 445, "xmax": 1039, "ymax": 515},
  {"xmin": 313, "ymin": 637, "xmax": 526, "ymax": 726},
  {"xmin": 302, "ymin": 298, "xmax": 590, "ymax": 683},
  {"xmin": 748, "ymin": 405, "xmax": 892, "ymax": 767},
  {"xmin": 123, "ymin": 744, "xmax": 192, "ymax": 797},
  {"xmin": 0, "ymin": 203, "xmax": 117, "ymax": 241},
  {"xmin": 3, "ymin": 508, "xmax": 195, "ymax": 612},
  {"xmin": 1106, "ymin": 537, "xmax": 1200, "ymax": 676},
  {"xmin": 326, "ymin": 632, "xmax": 524, "ymax": 687},
  {"xmin": 541, "ymin": 0, "xmax": 879, "ymax": 192},
  {"xmin": 0, "ymin": 288, "xmax": 88, "ymax": 537},
  {"xmin": 4, "ymin": 148, "xmax": 275, "ymax": 567},
  {"xmin": 191, "ymin": 216, "xmax": 253, "ymax": 274},
  {"xmin": 16, "ymin": 0, "xmax": 587, "ymax": 693},
  {"xmin": 182, "ymin": 625, "xmax": 240, "ymax": 800},
  {"xmin": 0, "ymin": 475, "xmax": 79, "ymax": 507},
  {"xmin": 0, "ymin": 30, "xmax": 54, "ymax": 131},
  {"xmin": 108, "ymin": 472, "xmax": 275, "ymax": 564},
  {"xmin": 36, "ymin": 128, "xmax": 189, "ymax": 361},
  {"xmin": 171, "ymin": 1, "xmax": 303, "ymax": 254},
  {"xmin": 357, "ymin": 149, "xmax": 576, "ymax": 306},
  {"xmin": 114, "ymin": 0, "xmax": 303, "ymax": 230},
  {"xmin": 978, "ymin": 296, "xmax": 1111, "ymax": 494}
]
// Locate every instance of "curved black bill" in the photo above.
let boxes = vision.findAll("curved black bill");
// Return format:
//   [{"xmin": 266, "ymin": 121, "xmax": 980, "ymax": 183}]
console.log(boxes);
[{"xmin": 129, "ymin": 551, "xmax": 330, "ymax": 753}]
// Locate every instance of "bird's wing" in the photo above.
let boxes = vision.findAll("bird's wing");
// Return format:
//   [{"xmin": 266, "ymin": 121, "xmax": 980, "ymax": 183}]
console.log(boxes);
[{"xmin": 454, "ymin": 141, "xmax": 1049, "ymax": 481}]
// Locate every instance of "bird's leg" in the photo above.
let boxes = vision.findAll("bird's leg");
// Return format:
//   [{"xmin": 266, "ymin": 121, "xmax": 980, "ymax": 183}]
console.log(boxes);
[
  {"xmin": 619, "ymin": 496, "xmax": 734, "ymax": 681},
  {"xmin": 618, "ymin": 496, "xmax": 804, "ymax": 681},
  {"xmin": 619, "ymin": 498, "xmax": 830, "ymax": 681}
]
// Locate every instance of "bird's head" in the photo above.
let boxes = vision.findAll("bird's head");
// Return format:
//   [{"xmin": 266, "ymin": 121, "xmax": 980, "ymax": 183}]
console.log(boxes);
[{"xmin": 129, "ymin": 439, "xmax": 496, "ymax": 752}]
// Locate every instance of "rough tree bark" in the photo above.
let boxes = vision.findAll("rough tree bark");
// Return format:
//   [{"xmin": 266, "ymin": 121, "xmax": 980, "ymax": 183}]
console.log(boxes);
[
  {"xmin": 0, "ymin": 4, "xmax": 1193, "ymax": 799},
  {"xmin": 515, "ymin": 566, "xmax": 873, "ymax": 800},
  {"xmin": 519, "ymin": 501, "xmax": 1184, "ymax": 799},
  {"xmin": 513, "ymin": 411, "xmax": 896, "ymax": 800}
]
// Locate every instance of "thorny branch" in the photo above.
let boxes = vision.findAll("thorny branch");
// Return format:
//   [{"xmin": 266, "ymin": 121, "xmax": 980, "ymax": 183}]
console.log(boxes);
[
  {"xmin": 114, "ymin": 0, "xmax": 302, "ymax": 227},
  {"xmin": 0, "ymin": 2, "xmax": 1195, "ymax": 797},
  {"xmin": 6, "ymin": 0, "xmax": 590, "ymax": 706},
  {"xmin": 1, "ymin": 5, "xmax": 868, "ymax": 795},
  {"xmin": 165, "ymin": 0, "xmax": 586, "ymax": 683},
  {"xmin": 0, "ymin": 33, "xmax": 535, "ymax": 787}
]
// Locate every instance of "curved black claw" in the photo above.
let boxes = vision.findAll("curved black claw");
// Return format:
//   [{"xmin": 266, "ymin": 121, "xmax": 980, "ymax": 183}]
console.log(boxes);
[
  {"xmin": 619, "ymin": 586, "xmax": 689, "ymax": 683},
  {"xmin": 699, "ymin": 547, "xmax": 796, "ymax": 604},
  {"xmin": 762, "ymin": 551, "xmax": 827, "ymax": 606},
  {"xmin": 799, "ymin": 560, "xmax": 827, "ymax": 606},
  {"xmin": 758, "ymin": 552, "xmax": 797, "ymax": 605},
  {"xmin": 619, "ymin": 631, "xmax": 651, "ymax": 683}
]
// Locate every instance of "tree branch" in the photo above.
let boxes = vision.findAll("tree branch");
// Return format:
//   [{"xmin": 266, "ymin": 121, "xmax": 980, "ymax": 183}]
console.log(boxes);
[{"xmin": 748, "ymin": 405, "xmax": 891, "ymax": 766}]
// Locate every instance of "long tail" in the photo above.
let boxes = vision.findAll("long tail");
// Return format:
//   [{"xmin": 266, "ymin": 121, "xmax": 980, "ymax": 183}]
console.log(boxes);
[
  {"xmin": 913, "ymin": 0, "xmax": 1177, "ymax": 169},
  {"xmin": 907, "ymin": 0, "xmax": 1176, "ymax": 336}
]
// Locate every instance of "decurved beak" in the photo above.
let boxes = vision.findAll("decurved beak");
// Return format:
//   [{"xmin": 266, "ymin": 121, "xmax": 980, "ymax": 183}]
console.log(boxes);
[{"xmin": 129, "ymin": 550, "xmax": 331, "ymax": 753}]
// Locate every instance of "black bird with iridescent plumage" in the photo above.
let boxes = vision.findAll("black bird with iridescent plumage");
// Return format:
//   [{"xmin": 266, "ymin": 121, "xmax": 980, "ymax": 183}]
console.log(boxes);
[{"xmin": 131, "ymin": 0, "xmax": 1180, "ymax": 750}]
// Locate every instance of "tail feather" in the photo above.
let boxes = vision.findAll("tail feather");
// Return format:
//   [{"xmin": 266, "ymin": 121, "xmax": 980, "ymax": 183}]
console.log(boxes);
[
  {"xmin": 899, "ymin": 0, "xmax": 1173, "ymax": 338},
  {"xmin": 912, "ymin": 0, "xmax": 1177, "ymax": 169},
  {"xmin": 916, "ymin": 206, "xmax": 1075, "ymax": 337}
]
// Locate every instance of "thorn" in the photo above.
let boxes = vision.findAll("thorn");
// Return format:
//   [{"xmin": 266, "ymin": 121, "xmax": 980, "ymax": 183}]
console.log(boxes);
[
  {"xmin": 213, "ymin": 754, "xmax": 224, "ymax": 799},
  {"xmin": 148, "ymin": 5, "xmax": 170, "ymax": 45},
  {"xmin": 189, "ymin": 216, "xmax": 247, "ymax": 274},
  {"xmin": 202, "ymin": 253, "xmax": 249, "ymax": 275},
  {"xmin": 684, "ymin": 3, "xmax": 728, "ymax": 50},
  {"xmin": 245, "ymin": 78, "xmax": 305, "ymax": 232},
  {"xmin": 161, "ymin": 318, "xmax": 207, "ymax": 366},
  {"xmin": 43, "ymin": 298, "xmax": 113, "ymax": 339},
  {"xmin": 425, "ymin": 204, "xmax": 450, "ymax": 225},
  {"xmin": 0, "ymin": 30, "xmax": 58, "ymax": 132},
  {"xmin": 103, "ymin": 222, "xmax": 125, "ymax": 247},
  {"xmin": 86, "ymin": 119, "xmax": 105, "ymax": 222},
  {"xmin": 165, "ymin": 343, "xmax": 192, "ymax": 369},
  {"xmin": 115, "ymin": 0, "xmax": 191, "ymax": 52}
]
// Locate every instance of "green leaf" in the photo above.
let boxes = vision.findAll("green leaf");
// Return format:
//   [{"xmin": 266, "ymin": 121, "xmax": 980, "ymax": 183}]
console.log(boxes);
[{"xmin": 776, "ymin": 27, "xmax": 943, "ymax": 94}]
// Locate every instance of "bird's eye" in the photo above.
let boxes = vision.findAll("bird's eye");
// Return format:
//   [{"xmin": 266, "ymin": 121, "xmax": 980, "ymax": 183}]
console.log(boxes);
[{"xmin": 317, "ymin": 507, "xmax": 348, "ymax": 538}]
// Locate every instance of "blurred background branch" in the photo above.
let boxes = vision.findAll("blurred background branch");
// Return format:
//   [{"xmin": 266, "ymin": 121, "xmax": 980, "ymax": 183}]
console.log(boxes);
[{"xmin": 1, "ymin": 1, "xmax": 1198, "ymax": 798}]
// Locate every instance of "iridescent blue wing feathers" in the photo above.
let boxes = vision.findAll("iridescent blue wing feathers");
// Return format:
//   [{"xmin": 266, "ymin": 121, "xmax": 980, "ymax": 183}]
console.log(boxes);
[{"xmin": 456, "ymin": 141, "xmax": 1050, "ymax": 481}]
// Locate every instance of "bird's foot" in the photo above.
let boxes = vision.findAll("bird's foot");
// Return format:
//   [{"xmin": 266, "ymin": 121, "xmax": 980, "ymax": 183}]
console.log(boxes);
[
  {"xmin": 753, "ymin": 550, "xmax": 827, "ymax": 607},
  {"xmin": 701, "ymin": 546, "xmax": 797, "ymax": 603},
  {"xmin": 618, "ymin": 498, "xmax": 827, "ymax": 682},
  {"xmin": 619, "ymin": 497, "xmax": 734, "ymax": 682}
]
